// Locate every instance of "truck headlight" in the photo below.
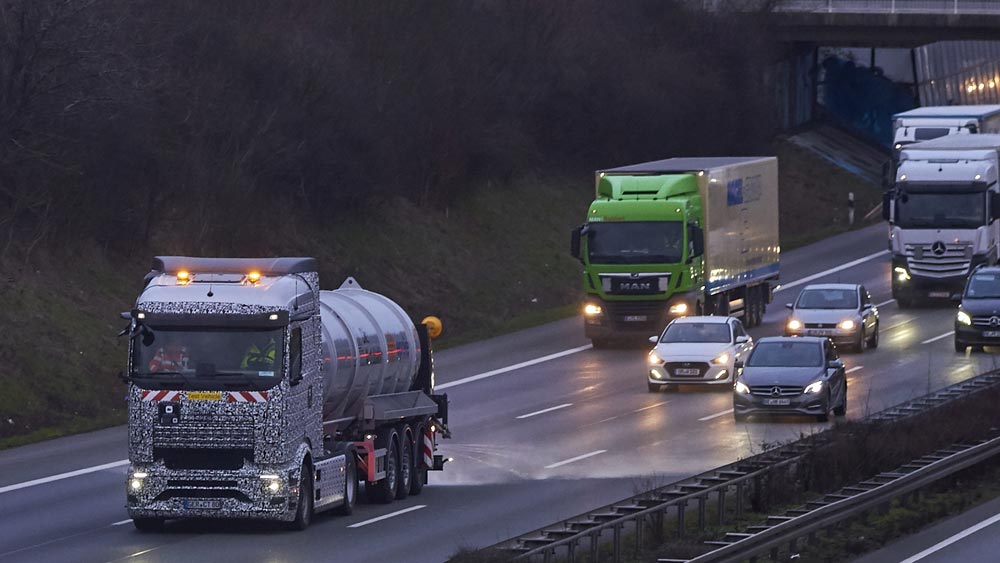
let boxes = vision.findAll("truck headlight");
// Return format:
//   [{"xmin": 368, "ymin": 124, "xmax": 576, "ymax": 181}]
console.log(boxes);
[
  {"xmin": 260, "ymin": 473, "xmax": 283, "ymax": 493},
  {"xmin": 584, "ymin": 303, "xmax": 602, "ymax": 316},
  {"xmin": 130, "ymin": 478, "xmax": 144, "ymax": 491},
  {"xmin": 957, "ymin": 311, "xmax": 972, "ymax": 325},
  {"xmin": 734, "ymin": 381, "xmax": 750, "ymax": 394},
  {"xmin": 648, "ymin": 350, "xmax": 664, "ymax": 365},
  {"xmin": 669, "ymin": 302, "xmax": 688, "ymax": 315},
  {"xmin": 787, "ymin": 319, "xmax": 802, "ymax": 331},
  {"xmin": 894, "ymin": 266, "xmax": 910, "ymax": 281},
  {"xmin": 711, "ymin": 353, "xmax": 730, "ymax": 365},
  {"xmin": 804, "ymin": 380, "xmax": 823, "ymax": 394},
  {"xmin": 838, "ymin": 319, "xmax": 856, "ymax": 330}
]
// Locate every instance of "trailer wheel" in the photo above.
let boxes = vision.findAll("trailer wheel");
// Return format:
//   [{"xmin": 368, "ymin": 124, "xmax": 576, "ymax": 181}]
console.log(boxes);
[
  {"xmin": 396, "ymin": 427, "xmax": 412, "ymax": 500},
  {"xmin": 410, "ymin": 424, "xmax": 426, "ymax": 496},
  {"xmin": 336, "ymin": 451, "xmax": 357, "ymax": 516},
  {"xmin": 132, "ymin": 517, "xmax": 164, "ymax": 533},
  {"xmin": 366, "ymin": 432, "xmax": 399, "ymax": 504},
  {"xmin": 288, "ymin": 461, "xmax": 313, "ymax": 530}
]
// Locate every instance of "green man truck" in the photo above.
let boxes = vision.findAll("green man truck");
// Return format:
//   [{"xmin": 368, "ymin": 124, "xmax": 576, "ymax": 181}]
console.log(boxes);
[{"xmin": 570, "ymin": 157, "xmax": 780, "ymax": 345}]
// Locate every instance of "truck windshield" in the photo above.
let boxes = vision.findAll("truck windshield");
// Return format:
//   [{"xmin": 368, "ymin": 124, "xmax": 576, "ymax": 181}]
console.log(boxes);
[
  {"xmin": 587, "ymin": 221, "xmax": 684, "ymax": 264},
  {"xmin": 895, "ymin": 190, "xmax": 985, "ymax": 229},
  {"xmin": 131, "ymin": 326, "xmax": 284, "ymax": 391}
]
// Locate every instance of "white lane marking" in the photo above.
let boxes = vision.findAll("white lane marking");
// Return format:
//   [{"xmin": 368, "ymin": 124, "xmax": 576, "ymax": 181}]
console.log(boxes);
[
  {"xmin": 699, "ymin": 408, "xmax": 734, "ymax": 421},
  {"xmin": 0, "ymin": 459, "xmax": 129, "ymax": 495},
  {"xmin": 633, "ymin": 401, "xmax": 668, "ymax": 413},
  {"xmin": 544, "ymin": 450, "xmax": 607, "ymax": 469},
  {"xmin": 516, "ymin": 403, "xmax": 573, "ymax": 419},
  {"xmin": 347, "ymin": 505, "xmax": 427, "ymax": 528},
  {"xmin": 111, "ymin": 519, "xmax": 133, "ymax": 526},
  {"xmin": 775, "ymin": 250, "xmax": 889, "ymax": 293},
  {"xmin": 876, "ymin": 299, "xmax": 896, "ymax": 307},
  {"xmin": 922, "ymin": 331, "xmax": 955, "ymax": 345},
  {"xmin": 436, "ymin": 344, "xmax": 593, "ymax": 390},
  {"xmin": 900, "ymin": 511, "xmax": 1000, "ymax": 563},
  {"xmin": 846, "ymin": 366, "xmax": 864, "ymax": 374}
]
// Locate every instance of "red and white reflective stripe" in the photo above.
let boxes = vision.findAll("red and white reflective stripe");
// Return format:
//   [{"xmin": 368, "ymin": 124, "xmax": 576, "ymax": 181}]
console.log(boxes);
[
  {"xmin": 227, "ymin": 391, "xmax": 269, "ymax": 403},
  {"xmin": 423, "ymin": 427, "xmax": 434, "ymax": 469},
  {"xmin": 140, "ymin": 390, "xmax": 181, "ymax": 402}
]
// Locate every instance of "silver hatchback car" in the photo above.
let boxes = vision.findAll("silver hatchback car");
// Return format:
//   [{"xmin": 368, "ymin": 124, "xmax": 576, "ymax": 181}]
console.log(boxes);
[{"xmin": 784, "ymin": 283, "xmax": 879, "ymax": 352}]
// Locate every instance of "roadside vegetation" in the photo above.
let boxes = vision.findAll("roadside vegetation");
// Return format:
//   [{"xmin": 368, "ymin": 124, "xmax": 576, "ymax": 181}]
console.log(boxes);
[{"xmin": 0, "ymin": 0, "xmax": 880, "ymax": 447}]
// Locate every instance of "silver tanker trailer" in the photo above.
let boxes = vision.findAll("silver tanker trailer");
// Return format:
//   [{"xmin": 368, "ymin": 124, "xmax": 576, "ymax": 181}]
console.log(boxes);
[{"xmin": 121, "ymin": 257, "xmax": 449, "ymax": 531}]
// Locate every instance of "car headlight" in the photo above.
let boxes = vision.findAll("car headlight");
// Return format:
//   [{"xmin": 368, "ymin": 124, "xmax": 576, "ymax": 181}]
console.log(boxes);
[
  {"xmin": 734, "ymin": 381, "xmax": 750, "ymax": 394},
  {"xmin": 894, "ymin": 266, "xmax": 910, "ymax": 281},
  {"xmin": 648, "ymin": 350, "xmax": 664, "ymax": 365},
  {"xmin": 584, "ymin": 303, "xmax": 602, "ymax": 316},
  {"xmin": 804, "ymin": 380, "xmax": 823, "ymax": 394},
  {"xmin": 669, "ymin": 302, "xmax": 688, "ymax": 315},
  {"xmin": 957, "ymin": 310, "xmax": 972, "ymax": 325},
  {"xmin": 838, "ymin": 319, "xmax": 856, "ymax": 330},
  {"xmin": 711, "ymin": 352, "xmax": 730, "ymax": 365},
  {"xmin": 787, "ymin": 319, "xmax": 802, "ymax": 331}
]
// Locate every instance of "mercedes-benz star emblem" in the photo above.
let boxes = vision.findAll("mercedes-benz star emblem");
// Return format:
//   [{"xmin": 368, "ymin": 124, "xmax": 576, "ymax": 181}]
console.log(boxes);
[
  {"xmin": 931, "ymin": 241, "xmax": 946, "ymax": 255},
  {"xmin": 771, "ymin": 387, "xmax": 781, "ymax": 397},
  {"xmin": 990, "ymin": 316, "xmax": 1000, "ymax": 328}
]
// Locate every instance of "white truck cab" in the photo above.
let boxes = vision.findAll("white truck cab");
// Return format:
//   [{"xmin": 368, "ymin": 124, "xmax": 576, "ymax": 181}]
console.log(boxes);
[
  {"xmin": 892, "ymin": 105, "xmax": 1000, "ymax": 154},
  {"xmin": 886, "ymin": 135, "xmax": 1000, "ymax": 307}
]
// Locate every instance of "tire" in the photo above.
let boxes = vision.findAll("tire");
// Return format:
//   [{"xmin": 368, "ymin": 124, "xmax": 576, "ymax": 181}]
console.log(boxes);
[
  {"xmin": 132, "ymin": 517, "xmax": 164, "ymax": 533},
  {"xmin": 868, "ymin": 323, "xmax": 879, "ymax": 349},
  {"xmin": 955, "ymin": 339, "xmax": 967, "ymax": 353},
  {"xmin": 410, "ymin": 425, "xmax": 426, "ymax": 496},
  {"xmin": 854, "ymin": 328, "xmax": 866, "ymax": 353},
  {"xmin": 817, "ymin": 392, "xmax": 831, "ymax": 422},
  {"xmin": 366, "ymin": 433, "xmax": 399, "ymax": 504},
  {"xmin": 833, "ymin": 391, "xmax": 847, "ymax": 417},
  {"xmin": 288, "ymin": 461, "xmax": 314, "ymax": 531},
  {"xmin": 647, "ymin": 382, "xmax": 660, "ymax": 393},
  {"xmin": 734, "ymin": 412, "xmax": 748, "ymax": 423},
  {"xmin": 395, "ymin": 429, "xmax": 412, "ymax": 500},
  {"xmin": 591, "ymin": 338, "xmax": 612, "ymax": 349},
  {"xmin": 336, "ymin": 451, "xmax": 357, "ymax": 516}
]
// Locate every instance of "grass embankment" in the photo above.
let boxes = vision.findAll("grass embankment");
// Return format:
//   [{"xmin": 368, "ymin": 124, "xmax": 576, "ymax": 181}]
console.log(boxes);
[{"xmin": 0, "ymin": 139, "xmax": 880, "ymax": 449}]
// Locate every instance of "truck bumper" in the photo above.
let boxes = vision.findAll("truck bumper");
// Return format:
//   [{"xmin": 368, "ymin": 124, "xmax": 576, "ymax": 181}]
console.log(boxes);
[
  {"xmin": 125, "ymin": 461, "xmax": 299, "ymax": 522},
  {"xmin": 892, "ymin": 254, "xmax": 989, "ymax": 302},
  {"xmin": 584, "ymin": 298, "xmax": 675, "ymax": 342}
]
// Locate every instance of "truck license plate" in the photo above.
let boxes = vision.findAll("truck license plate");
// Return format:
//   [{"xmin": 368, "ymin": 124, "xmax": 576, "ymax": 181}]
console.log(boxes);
[
  {"xmin": 674, "ymin": 368, "xmax": 700, "ymax": 376},
  {"xmin": 985, "ymin": 331, "xmax": 1000, "ymax": 338},
  {"xmin": 181, "ymin": 499, "xmax": 221, "ymax": 510},
  {"xmin": 928, "ymin": 291, "xmax": 950, "ymax": 298},
  {"xmin": 623, "ymin": 315, "xmax": 647, "ymax": 322},
  {"xmin": 763, "ymin": 398, "xmax": 791, "ymax": 406}
]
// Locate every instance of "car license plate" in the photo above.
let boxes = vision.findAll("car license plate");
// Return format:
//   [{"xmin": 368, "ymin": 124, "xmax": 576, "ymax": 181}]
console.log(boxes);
[
  {"xmin": 623, "ymin": 315, "xmax": 647, "ymax": 322},
  {"xmin": 985, "ymin": 331, "xmax": 1000, "ymax": 338},
  {"xmin": 929, "ymin": 291, "xmax": 950, "ymax": 298},
  {"xmin": 181, "ymin": 499, "xmax": 221, "ymax": 510},
  {"xmin": 763, "ymin": 398, "xmax": 791, "ymax": 406},
  {"xmin": 674, "ymin": 368, "xmax": 700, "ymax": 376},
  {"xmin": 807, "ymin": 329, "xmax": 833, "ymax": 336}
]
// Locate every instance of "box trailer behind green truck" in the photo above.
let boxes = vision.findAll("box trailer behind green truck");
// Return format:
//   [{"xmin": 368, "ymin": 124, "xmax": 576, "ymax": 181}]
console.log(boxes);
[{"xmin": 570, "ymin": 157, "xmax": 780, "ymax": 346}]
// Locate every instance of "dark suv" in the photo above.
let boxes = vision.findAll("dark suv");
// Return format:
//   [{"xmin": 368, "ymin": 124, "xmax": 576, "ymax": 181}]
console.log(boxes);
[{"xmin": 954, "ymin": 266, "xmax": 1000, "ymax": 352}]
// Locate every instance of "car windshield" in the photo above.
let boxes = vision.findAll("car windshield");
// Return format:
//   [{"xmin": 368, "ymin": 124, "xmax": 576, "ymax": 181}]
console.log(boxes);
[
  {"xmin": 965, "ymin": 273, "xmax": 1000, "ymax": 299},
  {"xmin": 796, "ymin": 288, "xmax": 857, "ymax": 309},
  {"xmin": 131, "ymin": 326, "xmax": 284, "ymax": 391},
  {"xmin": 895, "ymin": 190, "xmax": 985, "ymax": 229},
  {"xmin": 746, "ymin": 341, "xmax": 822, "ymax": 367},
  {"xmin": 587, "ymin": 221, "xmax": 684, "ymax": 264},
  {"xmin": 660, "ymin": 322, "xmax": 731, "ymax": 343}
]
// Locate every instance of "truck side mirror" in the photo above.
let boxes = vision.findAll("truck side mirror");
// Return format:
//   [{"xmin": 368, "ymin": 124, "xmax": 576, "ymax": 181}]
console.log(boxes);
[
  {"xmin": 881, "ymin": 161, "xmax": 892, "ymax": 192},
  {"xmin": 882, "ymin": 192, "xmax": 892, "ymax": 222},
  {"xmin": 689, "ymin": 226, "xmax": 704, "ymax": 260},
  {"xmin": 570, "ymin": 227, "xmax": 582, "ymax": 261},
  {"xmin": 991, "ymin": 195, "xmax": 1000, "ymax": 221}
]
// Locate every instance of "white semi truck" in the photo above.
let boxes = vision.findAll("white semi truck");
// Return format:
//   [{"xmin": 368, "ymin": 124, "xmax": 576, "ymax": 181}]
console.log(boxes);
[
  {"xmin": 122, "ymin": 257, "xmax": 449, "ymax": 530},
  {"xmin": 885, "ymin": 135, "xmax": 1000, "ymax": 307},
  {"xmin": 892, "ymin": 105, "xmax": 1000, "ymax": 154}
]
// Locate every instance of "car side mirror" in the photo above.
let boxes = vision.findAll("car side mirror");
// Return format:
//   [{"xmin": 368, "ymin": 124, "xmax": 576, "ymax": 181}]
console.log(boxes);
[
  {"xmin": 785, "ymin": 303, "xmax": 793, "ymax": 310},
  {"xmin": 991, "ymin": 196, "xmax": 1000, "ymax": 221},
  {"xmin": 734, "ymin": 360, "xmax": 744, "ymax": 370},
  {"xmin": 570, "ymin": 227, "xmax": 581, "ymax": 261},
  {"xmin": 827, "ymin": 359, "xmax": 843, "ymax": 370},
  {"xmin": 648, "ymin": 336, "xmax": 658, "ymax": 344},
  {"xmin": 736, "ymin": 335, "xmax": 749, "ymax": 344}
]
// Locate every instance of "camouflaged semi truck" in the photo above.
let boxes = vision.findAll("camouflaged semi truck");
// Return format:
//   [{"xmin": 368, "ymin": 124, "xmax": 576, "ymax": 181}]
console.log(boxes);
[{"xmin": 122, "ymin": 257, "xmax": 449, "ymax": 531}]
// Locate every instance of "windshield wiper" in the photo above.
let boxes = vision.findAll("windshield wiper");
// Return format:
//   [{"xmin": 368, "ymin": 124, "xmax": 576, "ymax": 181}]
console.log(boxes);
[{"xmin": 132, "ymin": 371, "xmax": 195, "ymax": 389}]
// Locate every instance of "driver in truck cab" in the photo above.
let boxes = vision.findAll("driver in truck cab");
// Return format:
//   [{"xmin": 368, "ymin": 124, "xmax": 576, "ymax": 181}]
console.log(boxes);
[{"xmin": 241, "ymin": 335, "xmax": 277, "ymax": 370}]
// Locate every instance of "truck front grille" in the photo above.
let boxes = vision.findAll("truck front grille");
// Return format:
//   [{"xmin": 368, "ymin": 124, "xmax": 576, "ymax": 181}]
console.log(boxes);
[
  {"xmin": 154, "ymin": 413, "xmax": 254, "ymax": 449},
  {"xmin": 904, "ymin": 243, "xmax": 971, "ymax": 278},
  {"xmin": 604, "ymin": 301, "xmax": 666, "ymax": 332}
]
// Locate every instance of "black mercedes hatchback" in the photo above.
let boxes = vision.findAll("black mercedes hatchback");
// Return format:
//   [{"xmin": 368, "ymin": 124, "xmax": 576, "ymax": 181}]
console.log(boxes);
[{"xmin": 955, "ymin": 266, "xmax": 1000, "ymax": 352}]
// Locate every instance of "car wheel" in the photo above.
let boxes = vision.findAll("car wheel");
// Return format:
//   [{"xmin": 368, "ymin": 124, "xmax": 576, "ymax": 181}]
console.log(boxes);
[
  {"xmin": 733, "ymin": 412, "xmax": 748, "ymax": 423},
  {"xmin": 854, "ymin": 328, "xmax": 866, "ymax": 353},
  {"xmin": 647, "ymin": 382, "xmax": 660, "ymax": 393},
  {"xmin": 833, "ymin": 392, "xmax": 847, "ymax": 417},
  {"xmin": 868, "ymin": 323, "xmax": 879, "ymax": 349},
  {"xmin": 955, "ymin": 339, "xmax": 967, "ymax": 353},
  {"xmin": 816, "ymin": 391, "xmax": 831, "ymax": 422}
]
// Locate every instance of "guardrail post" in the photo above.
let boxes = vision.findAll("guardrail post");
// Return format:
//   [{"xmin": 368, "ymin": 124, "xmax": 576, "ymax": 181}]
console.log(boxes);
[
  {"xmin": 590, "ymin": 530, "xmax": 600, "ymax": 562},
  {"xmin": 543, "ymin": 547, "xmax": 553, "ymax": 563},
  {"xmin": 770, "ymin": 546, "xmax": 779, "ymax": 561},
  {"xmin": 634, "ymin": 514, "xmax": 644, "ymax": 557},
  {"xmin": 567, "ymin": 538, "xmax": 576, "ymax": 563},
  {"xmin": 652, "ymin": 509, "xmax": 664, "ymax": 544},
  {"xmin": 717, "ymin": 486, "xmax": 727, "ymax": 525},
  {"xmin": 736, "ymin": 481, "xmax": 745, "ymax": 520},
  {"xmin": 612, "ymin": 523, "xmax": 622, "ymax": 563},
  {"xmin": 698, "ymin": 494, "xmax": 707, "ymax": 531},
  {"xmin": 676, "ymin": 501, "xmax": 687, "ymax": 538}
]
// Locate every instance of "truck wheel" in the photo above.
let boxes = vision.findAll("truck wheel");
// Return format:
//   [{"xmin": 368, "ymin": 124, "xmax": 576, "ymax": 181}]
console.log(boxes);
[
  {"xmin": 395, "ymin": 428, "xmax": 412, "ymax": 500},
  {"xmin": 336, "ymin": 452, "xmax": 357, "ymax": 516},
  {"xmin": 366, "ymin": 433, "xmax": 399, "ymax": 504},
  {"xmin": 288, "ymin": 462, "xmax": 313, "ymax": 530},
  {"xmin": 132, "ymin": 517, "xmax": 164, "ymax": 533},
  {"xmin": 410, "ymin": 425, "xmax": 426, "ymax": 496}
]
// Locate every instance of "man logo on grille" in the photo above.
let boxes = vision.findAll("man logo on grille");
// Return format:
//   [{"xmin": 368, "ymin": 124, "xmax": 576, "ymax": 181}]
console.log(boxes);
[
  {"xmin": 931, "ymin": 241, "xmax": 946, "ymax": 255},
  {"xmin": 771, "ymin": 387, "xmax": 781, "ymax": 397}
]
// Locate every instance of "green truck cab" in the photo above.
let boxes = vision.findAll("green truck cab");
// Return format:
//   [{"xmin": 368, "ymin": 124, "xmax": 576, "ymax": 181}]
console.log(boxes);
[{"xmin": 571, "ymin": 157, "xmax": 780, "ymax": 346}]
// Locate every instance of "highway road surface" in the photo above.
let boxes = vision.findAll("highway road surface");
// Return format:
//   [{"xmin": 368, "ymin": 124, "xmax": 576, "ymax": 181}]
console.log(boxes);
[{"xmin": 2, "ymin": 222, "xmax": 996, "ymax": 563}]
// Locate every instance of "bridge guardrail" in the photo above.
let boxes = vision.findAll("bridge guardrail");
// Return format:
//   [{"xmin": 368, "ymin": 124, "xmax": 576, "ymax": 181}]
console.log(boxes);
[{"xmin": 772, "ymin": 0, "xmax": 1000, "ymax": 15}]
